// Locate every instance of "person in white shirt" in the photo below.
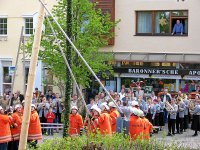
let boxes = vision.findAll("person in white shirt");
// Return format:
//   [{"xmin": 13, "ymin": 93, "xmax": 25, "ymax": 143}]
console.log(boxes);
[{"xmin": 119, "ymin": 89, "xmax": 125, "ymax": 101}]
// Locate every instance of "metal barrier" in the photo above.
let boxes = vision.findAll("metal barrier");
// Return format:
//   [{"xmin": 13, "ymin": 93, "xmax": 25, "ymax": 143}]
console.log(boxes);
[{"xmin": 40, "ymin": 123, "xmax": 64, "ymax": 129}]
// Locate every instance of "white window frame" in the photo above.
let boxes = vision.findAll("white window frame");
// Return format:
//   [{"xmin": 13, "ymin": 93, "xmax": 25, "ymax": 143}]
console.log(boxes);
[
  {"xmin": 0, "ymin": 17, "xmax": 7, "ymax": 36},
  {"xmin": 24, "ymin": 17, "xmax": 34, "ymax": 36}
]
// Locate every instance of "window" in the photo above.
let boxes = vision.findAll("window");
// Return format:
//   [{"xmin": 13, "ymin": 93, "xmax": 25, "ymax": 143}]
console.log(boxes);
[
  {"xmin": 155, "ymin": 11, "xmax": 170, "ymax": 34},
  {"xmin": 2, "ymin": 61, "xmax": 12, "ymax": 94},
  {"xmin": 0, "ymin": 18, "xmax": 7, "ymax": 35},
  {"xmin": 136, "ymin": 10, "xmax": 188, "ymax": 36},
  {"xmin": 25, "ymin": 18, "xmax": 33, "ymax": 35},
  {"xmin": 137, "ymin": 12, "xmax": 152, "ymax": 33}
]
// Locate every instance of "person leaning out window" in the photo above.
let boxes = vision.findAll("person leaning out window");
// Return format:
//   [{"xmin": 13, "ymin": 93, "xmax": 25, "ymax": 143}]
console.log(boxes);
[{"xmin": 172, "ymin": 20, "xmax": 184, "ymax": 35}]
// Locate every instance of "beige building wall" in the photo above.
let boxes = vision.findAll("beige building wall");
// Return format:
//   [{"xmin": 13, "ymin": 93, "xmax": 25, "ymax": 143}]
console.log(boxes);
[
  {"xmin": 103, "ymin": 0, "xmax": 200, "ymax": 54},
  {"xmin": 0, "ymin": 0, "xmax": 57, "ymax": 95}
]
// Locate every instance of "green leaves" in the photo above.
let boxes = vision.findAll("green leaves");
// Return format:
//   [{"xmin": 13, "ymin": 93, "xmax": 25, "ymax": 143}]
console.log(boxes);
[{"xmin": 25, "ymin": 0, "xmax": 117, "ymax": 88}]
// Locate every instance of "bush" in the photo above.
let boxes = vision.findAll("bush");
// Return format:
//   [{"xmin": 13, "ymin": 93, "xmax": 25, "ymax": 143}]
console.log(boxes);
[{"xmin": 29, "ymin": 133, "xmax": 189, "ymax": 150}]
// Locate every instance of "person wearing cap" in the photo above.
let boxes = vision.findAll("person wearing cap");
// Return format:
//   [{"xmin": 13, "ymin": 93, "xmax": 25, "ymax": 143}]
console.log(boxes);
[
  {"xmin": 129, "ymin": 107, "xmax": 144, "ymax": 141},
  {"xmin": 9, "ymin": 104, "xmax": 23, "ymax": 150},
  {"xmin": 131, "ymin": 101, "xmax": 139, "ymax": 109},
  {"xmin": 108, "ymin": 102, "xmax": 120, "ymax": 134},
  {"xmin": 100, "ymin": 102, "xmax": 110, "ymax": 113},
  {"xmin": 69, "ymin": 106, "xmax": 84, "ymax": 136},
  {"xmin": 190, "ymin": 98, "xmax": 200, "ymax": 136},
  {"xmin": 152, "ymin": 99, "xmax": 160, "ymax": 132},
  {"xmin": 93, "ymin": 105, "xmax": 112, "ymax": 136},
  {"xmin": 28, "ymin": 104, "xmax": 42, "ymax": 148},
  {"xmin": 0, "ymin": 106, "xmax": 12, "ymax": 150},
  {"xmin": 138, "ymin": 109, "xmax": 153, "ymax": 140},
  {"xmin": 84, "ymin": 105, "xmax": 99, "ymax": 135}
]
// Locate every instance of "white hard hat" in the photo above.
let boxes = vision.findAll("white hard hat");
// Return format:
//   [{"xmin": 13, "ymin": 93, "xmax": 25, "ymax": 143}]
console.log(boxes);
[
  {"xmin": 108, "ymin": 101, "xmax": 117, "ymax": 108},
  {"xmin": 101, "ymin": 102, "xmax": 109, "ymax": 111},
  {"xmin": 137, "ymin": 109, "xmax": 144, "ymax": 117},
  {"xmin": 131, "ymin": 101, "xmax": 139, "ymax": 106},
  {"xmin": 31, "ymin": 104, "xmax": 36, "ymax": 109},
  {"xmin": 15, "ymin": 104, "xmax": 22, "ymax": 110},
  {"xmin": 22, "ymin": 100, "xmax": 25, "ymax": 104},
  {"xmin": 91, "ymin": 105, "xmax": 98, "ymax": 110},
  {"xmin": 92, "ymin": 105, "xmax": 101, "ymax": 114},
  {"xmin": 130, "ymin": 107, "xmax": 139, "ymax": 116},
  {"xmin": 71, "ymin": 106, "xmax": 78, "ymax": 110},
  {"xmin": 0, "ymin": 106, "xmax": 3, "ymax": 110}
]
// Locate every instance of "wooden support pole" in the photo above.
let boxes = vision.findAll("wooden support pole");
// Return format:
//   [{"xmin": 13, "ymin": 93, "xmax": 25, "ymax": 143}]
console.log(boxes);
[{"xmin": 18, "ymin": 1, "xmax": 46, "ymax": 150}]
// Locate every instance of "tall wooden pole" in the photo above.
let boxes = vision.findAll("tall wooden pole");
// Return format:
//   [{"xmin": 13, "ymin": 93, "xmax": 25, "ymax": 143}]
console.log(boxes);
[
  {"xmin": 18, "ymin": 1, "xmax": 46, "ymax": 150},
  {"xmin": 63, "ymin": 0, "xmax": 72, "ymax": 137}
]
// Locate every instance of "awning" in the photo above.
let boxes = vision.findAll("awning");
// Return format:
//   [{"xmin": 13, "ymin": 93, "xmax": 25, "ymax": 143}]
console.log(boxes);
[{"xmin": 111, "ymin": 52, "xmax": 200, "ymax": 63}]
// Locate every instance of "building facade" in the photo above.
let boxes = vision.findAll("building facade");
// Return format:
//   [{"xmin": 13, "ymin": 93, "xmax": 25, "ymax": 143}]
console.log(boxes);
[
  {"xmin": 0, "ymin": 0, "xmax": 56, "ymax": 96},
  {"xmin": 101, "ymin": 0, "xmax": 200, "ymax": 93}
]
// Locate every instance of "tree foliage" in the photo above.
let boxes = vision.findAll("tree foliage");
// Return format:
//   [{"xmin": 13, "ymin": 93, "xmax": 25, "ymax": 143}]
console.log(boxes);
[{"xmin": 26, "ymin": 0, "xmax": 118, "ymax": 88}]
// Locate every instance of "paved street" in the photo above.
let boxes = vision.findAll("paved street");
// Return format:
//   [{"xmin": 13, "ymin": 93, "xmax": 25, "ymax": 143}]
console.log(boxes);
[
  {"xmin": 39, "ymin": 125, "xmax": 200, "ymax": 150},
  {"xmin": 153, "ymin": 125, "xmax": 200, "ymax": 150}
]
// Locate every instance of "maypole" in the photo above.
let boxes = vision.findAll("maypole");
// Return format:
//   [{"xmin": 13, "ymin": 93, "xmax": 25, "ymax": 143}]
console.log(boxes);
[
  {"xmin": 63, "ymin": 0, "xmax": 72, "ymax": 137},
  {"xmin": 18, "ymin": 0, "xmax": 46, "ymax": 149}
]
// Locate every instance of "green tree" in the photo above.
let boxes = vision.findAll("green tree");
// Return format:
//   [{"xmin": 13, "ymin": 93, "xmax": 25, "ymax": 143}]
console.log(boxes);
[
  {"xmin": 25, "ymin": 0, "xmax": 118, "ymax": 136},
  {"xmin": 25, "ymin": 0, "xmax": 117, "ymax": 88}
]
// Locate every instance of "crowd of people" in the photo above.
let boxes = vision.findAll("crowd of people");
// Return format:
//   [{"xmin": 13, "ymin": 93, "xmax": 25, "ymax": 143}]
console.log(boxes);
[
  {"xmin": 70, "ymin": 85, "xmax": 200, "ymax": 139},
  {"xmin": 0, "ymin": 85, "xmax": 200, "ymax": 150}
]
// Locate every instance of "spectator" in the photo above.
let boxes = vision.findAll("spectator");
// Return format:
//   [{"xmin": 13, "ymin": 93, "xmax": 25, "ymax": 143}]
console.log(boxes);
[
  {"xmin": 119, "ymin": 89, "xmax": 125, "ymax": 100},
  {"xmin": 16, "ymin": 90, "xmax": 24, "ymax": 103},
  {"xmin": 11, "ymin": 93, "xmax": 21, "ymax": 108},
  {"xmin": 53, "ymin": 93, "xmax": 63, "ymax": 126},
  {"xmin": 0, "ymin": 94, "xmax": 10, "ymax": 110},
  {"xmin": 37, "ymin": 97, "xmax": 50, "ymax": 134},
  {"xmin": 135, "ymin": 86, "xmax": 144, "ymax": 99},
  {"xmin": 32, "ymin": 93, "xmax": 37, "ymax": 104},
  {"xmin": 46, "ymin": 107, "xmax": 55, "ymax": 136},
  {"xmin": 46, "ymin": 90, "xmax": 53, "ymax": 100},
  {"xmin": 172, "ymin": 20, "xmax": 183, "ymax": 35},
  {"xmin": 71, "ymin": 94, "xmax": 78, "ymax": 107}
]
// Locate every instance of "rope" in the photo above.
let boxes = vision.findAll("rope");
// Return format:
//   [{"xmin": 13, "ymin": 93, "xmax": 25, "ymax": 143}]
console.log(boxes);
[
  {"xmin": 45, "ymin": 16, "xmax": 96, "ymax": 130},
  {"xmin": 38, "ymin": 0, "xmax": 123, "ymax": 114}
]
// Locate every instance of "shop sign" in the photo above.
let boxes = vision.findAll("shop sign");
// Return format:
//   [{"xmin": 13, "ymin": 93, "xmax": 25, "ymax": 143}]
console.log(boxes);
[
  {"xmin": 128, "ymin": 68, "xmax": 179, "ymax": 75},
  {"xmin": 114, "ymin": 67, "xmax": 200, "ymax": 77}
]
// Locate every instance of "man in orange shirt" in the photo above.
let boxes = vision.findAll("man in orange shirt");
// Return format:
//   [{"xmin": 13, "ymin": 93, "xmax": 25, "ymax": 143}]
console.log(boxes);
[
  {"xmin": 28, "ymin": 104, "xmax": 42, "ymax": 148},
  {"xmin": 69, "ymin": 106, "xmax": 84, "ymax": 136},
  {"xmin": 108, "ymin": 102, "xmax": 120, "ymax": 134},
  {"xmin": 138, "ymin": 109, "xmax": 153, "ymax": 140},
  {"xmin": 0, "ymin": 106, "xmax": 12, "ymax": 150},
  {"xmin": 10, "ymin": 104, "xmax": 23, "ymax": 150},
  {"xmin": 93, "ymin": 105, "xmax": 112, "ymax": 136},
  {"xmin": 129, "ymin": 107, "xmax": 144, "ymax": 141}
]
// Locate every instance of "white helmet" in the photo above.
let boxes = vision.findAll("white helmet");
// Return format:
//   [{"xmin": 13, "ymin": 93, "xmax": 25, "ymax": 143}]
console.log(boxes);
[
  {"xmin": 108, "ymin": 101, "xmax": 117, "ymax": 108},
  {"xmin": 137, "ymin": 109, "xmax": 144, "ymax": 117},
  {"xmin": 15, "ymin": 104, "xmax": 22, "ymax": 110},
  {"xmin": 92, "ymin": 105, "xmax": 101, "ymax": 114},
  {"xmin": 131, "ymin": 101, "xmax": 139, "ymax": 107},
  {"xmin": 130, "ymin": 107, "xmax": 139, "ymax": 116},
  {"xmin": 100, "ymin": 102, "xmax": 109, "ymax": 111},
  {"xmin": 71, "ymin": 106, "xmax": 78, "ymax": 111},
  {"xmin": 22, "ymin": 100, "xmax": 25, "ymax": 104},
  {"xmin": 0, "ymin": 106, "xmax": 3, "ymax": 110},
  {"xmin": 31, "ymin": 104, "xmax": 36, "ymax": 109},
  {"xmin": 91, "ymin": 105, "xmax": 98, "ymax": 110}
]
